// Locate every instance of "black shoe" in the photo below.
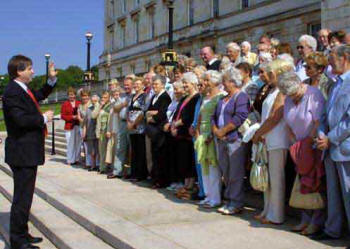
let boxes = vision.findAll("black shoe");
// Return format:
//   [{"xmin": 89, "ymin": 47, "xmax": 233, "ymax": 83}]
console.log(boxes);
[
  {"xmin": 27, "ymin": 234, "xmax": 43, "ymax": 244},
  {"xmin": 19, "ymin": 243, "xmax": 40, "ymax": 249},
  {"xmin": 310, "ymin": 231, "xmax": 337, "ymax": 241},
  {"xmin": 88, "ymin": 167, "xmax": 97, "ymax": 172}
]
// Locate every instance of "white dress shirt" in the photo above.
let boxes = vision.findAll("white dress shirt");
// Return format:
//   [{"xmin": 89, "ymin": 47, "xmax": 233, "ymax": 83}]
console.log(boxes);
[{"xmin": 152, "ymin": 89, "xmax": 166, "ymax": 105}]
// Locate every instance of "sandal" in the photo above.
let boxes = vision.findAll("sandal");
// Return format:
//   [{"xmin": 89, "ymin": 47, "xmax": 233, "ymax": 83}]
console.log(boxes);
[
  {"xmin": 291, "ymin": 223, "xmax": 309, "ymax": 232},
  {"xmin": 301, "ymin": 224, "xmax": 321, "ymax": 236},
  {"xmin": 261, "ymin": 218, "xmax": 283, "ymax": 225}
]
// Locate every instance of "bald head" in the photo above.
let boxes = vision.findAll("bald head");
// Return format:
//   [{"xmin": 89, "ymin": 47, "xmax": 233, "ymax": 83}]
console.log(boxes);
[
  {"xmin": 200, "ymin": 46, "xmax": 215, "ymax": 64},
  {"xmin": 258, "ymin": 43, "xmax": 270, "ymax": 54}
]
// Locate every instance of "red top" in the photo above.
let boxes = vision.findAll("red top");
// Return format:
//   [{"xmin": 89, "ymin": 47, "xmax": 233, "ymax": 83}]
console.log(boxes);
[{"xmin": 61, "ymin": 100, "xmax": 81, "ymax": 130}]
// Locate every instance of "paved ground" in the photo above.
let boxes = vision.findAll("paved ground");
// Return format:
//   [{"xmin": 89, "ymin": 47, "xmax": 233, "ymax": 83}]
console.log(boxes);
[{"xmin": 0, "ymin": 131, "xmax": 349, "ymax": 249}]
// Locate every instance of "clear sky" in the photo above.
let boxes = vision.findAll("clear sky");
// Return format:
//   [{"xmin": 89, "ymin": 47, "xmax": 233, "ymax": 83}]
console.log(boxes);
[{"xmin": 0, "ymin": 0, "xmax": 103, "ymax": 75}]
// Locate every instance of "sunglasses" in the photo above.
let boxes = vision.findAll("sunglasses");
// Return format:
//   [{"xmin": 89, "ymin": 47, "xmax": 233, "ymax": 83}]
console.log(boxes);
[{"xmin": 297, "ymin": 45, "xmax": 304, "ymax": 50}]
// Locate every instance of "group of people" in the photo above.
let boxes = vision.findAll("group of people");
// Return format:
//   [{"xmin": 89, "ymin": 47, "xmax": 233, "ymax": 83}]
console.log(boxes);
[{"xmin": 60, "ymin": 29, "xmax": 350, "ymax": 242}]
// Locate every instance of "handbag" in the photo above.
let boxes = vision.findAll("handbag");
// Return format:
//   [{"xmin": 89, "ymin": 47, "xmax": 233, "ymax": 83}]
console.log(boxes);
[
  {"xmin": 250, "ymin": 143, "xmax": 269, "ymax": 192},
  {"xmin": 289, "ymin": 175, "xmax": 325, "ymax": 210}
]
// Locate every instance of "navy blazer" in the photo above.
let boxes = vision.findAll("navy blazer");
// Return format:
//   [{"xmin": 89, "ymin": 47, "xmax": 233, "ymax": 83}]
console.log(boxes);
[
  {"xmin": 211, "ymin": 91, "xmax": 250, "ymax": 142},
  {"xmin": 3, "ymin": 80, "xmax": 55, "ymax": 167}
]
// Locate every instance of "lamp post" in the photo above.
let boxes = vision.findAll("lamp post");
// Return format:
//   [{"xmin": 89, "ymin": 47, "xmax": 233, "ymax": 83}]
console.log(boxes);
[
  {"xmin": 45, "ymin": 53, "xmax": 51, "ymax": 83},
  {"xmin": 85, "ymin": 31, "xmax": 93, "ymax": 72},
  {"xmin": 167, "ymin": 0, "xmax": 174, "ymax": 50}
]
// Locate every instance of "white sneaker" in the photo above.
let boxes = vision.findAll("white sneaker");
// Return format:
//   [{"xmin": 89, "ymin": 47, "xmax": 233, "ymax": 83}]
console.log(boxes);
[
  {"xmin": 198, "ymin": 198, "xmax": 210, "ymax": 206},
  {"xmin": 217, "ymin": 204, "xmax": 228, "ymax": 214}
]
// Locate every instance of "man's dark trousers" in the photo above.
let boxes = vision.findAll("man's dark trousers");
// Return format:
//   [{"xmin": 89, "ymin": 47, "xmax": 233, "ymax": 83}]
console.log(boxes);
[{"xmin": 10, "ymin": 165, "xmax": 37, "ymax": 248}]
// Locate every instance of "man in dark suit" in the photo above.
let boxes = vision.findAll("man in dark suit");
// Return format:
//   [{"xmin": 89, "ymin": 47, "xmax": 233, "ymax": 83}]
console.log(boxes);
[
  {"xmin": 3, "ymin": 55, "xmax": 57, "ymax": 249},
  {"xmin": 200, "ymin": 46, "xmax": 221, "ymax": 71},
  {"xmin": 145, "ymin": 75, "xmax": 171, "ymax": 188}
]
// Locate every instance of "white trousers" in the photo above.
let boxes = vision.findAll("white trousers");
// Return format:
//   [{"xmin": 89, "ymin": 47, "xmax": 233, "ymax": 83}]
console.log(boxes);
[
  {"xmin": 261, "ymin": 149, "xmax": 287, "ymax": 223},
  {"xmin": 202, "ymin": 166, "xmax": 222, "ymax": 205},
  {"xmin": 65, "ymin": 126, "xmax": 81, "ymax": 164}
]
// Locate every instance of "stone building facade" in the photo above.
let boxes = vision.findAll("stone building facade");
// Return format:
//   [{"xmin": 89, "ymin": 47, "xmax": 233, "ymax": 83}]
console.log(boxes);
[{"xmin": 98, "ymin": 0, "xmax": 346, "ymax": 81}]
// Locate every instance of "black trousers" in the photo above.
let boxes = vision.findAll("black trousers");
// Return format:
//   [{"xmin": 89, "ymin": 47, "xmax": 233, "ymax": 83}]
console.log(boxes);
[
  {"xmin": 10, "ymin": 165, "xmax": 38, "ymax": 249},
  {"xmin": 151, "ymin": 136, "xmax": 169, "ymax": 187},
  {"xmin": 130, "ymin": 134, "xmax": 148, "ymax": 180}
]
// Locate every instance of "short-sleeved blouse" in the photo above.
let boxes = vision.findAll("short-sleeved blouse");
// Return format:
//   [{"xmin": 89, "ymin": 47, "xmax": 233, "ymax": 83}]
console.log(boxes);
[{"xmin": 284, "ymin": 85, "xmax": 325, "ymax": 141}]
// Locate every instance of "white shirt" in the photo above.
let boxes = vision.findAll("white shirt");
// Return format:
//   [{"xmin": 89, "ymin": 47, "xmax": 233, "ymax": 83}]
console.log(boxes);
[
  {"xmin": 152, "ymin": 89, "xmax": 165, "ymax": 105},
  {"xmin": 14, "ymin": 77, "xmax": 57, "ymax": 124}
]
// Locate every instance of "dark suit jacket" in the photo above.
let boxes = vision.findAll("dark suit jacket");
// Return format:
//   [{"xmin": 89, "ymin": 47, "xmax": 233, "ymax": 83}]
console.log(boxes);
[
  {"xmin": 206, "ymin": 60, "xmax": 221, "ymax": 71},
  {"xmin": 3, "ymin": 80, "xmax": 55, "ymax": 167},
  {"xmin": 145, "ymin": 91, "xmax": 171, "ymax": 145}
]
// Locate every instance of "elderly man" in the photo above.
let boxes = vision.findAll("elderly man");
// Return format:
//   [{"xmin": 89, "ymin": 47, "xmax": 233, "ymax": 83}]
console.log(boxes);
[
  {"xmin": 226, "ymin": 42, "xmax": 241, "ymax": 67},
  {"xmin": 259, "ymin": 34, "xmax": 271, "ymax": 47},
  {"xmin": 314, "ymin": 45, "xmax": 350, "ymax": 241},
  {"xmin": 318, "ymin": 29, "xmax": 331, "ymax": 54},
  {"xmin": 146, "ymin": 75, "xmax": 172, "ymax": 188},
  {"xmin": 200, "ymin": 46, "xmax": 221, "ymax": 71},
  {"xmin": 107, "ymin": 75, "xmax": 133, "ymax": 179},
  {"xmin": 257, "ymin": 43, "xmax": 270, "ymax": 54},
  {"xmin": 296, "ymin": 34, "xmax": 317, "ymax": 81},
  {"xmin": 241, "ymin": 41, "xmax": 258, "ymax": 66}
]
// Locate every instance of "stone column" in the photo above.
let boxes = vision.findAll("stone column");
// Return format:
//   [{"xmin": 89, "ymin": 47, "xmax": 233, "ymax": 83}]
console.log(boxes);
[{"xmin": 322, "ymin": 0, "xmax": 350, "ymax": 32}]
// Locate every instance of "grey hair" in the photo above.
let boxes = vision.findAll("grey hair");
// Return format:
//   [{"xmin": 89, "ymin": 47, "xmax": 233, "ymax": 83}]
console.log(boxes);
[
  {"xmin": 259, "ymin": 52, "xmax": 273, "ymax": 63},
  {"xmin": 223, "ymin": 67, "xmax": 243, "ymax": 87},
  {"xmin": 226, "ymin": 42, "xmax": 241, "ymax": 51},
  {"xmin": 334, "ymin": 44, "xmax": 350, "ymax": 60},
  {"xmin": 277, "ymin": 71, "xmax": 301, "ymax": 96},
  {"xmin": 299, "ymin": 34, "xmax": 317, "ymax": 51},
  {"xmin": 152, "ymin": 74, "xmax": 166, "ymax": 85},
  {"xmin": 182, "ymin": 72, "xmax": 199, "ymax": 85},
  {"xmin": 277, "ymin": 53, "xmax": 296, "ymax": 70},
  {"xmin": 271, "ymin": 38, "xmax": 280, "ymax": 47},
  {"xmin": 91, "ymin": 94, "xmax": 100, "ymax": 101},
  {"xmin": 173, "ymin": 80, "xmax": 185, "ymax": 91},
  {"xmin": 204, "ymin": 70, "xmax": 222, "ymax": 86},
  {"xmin": 241, "ymin": 41, "xmax": 251, "ymax": 51}
]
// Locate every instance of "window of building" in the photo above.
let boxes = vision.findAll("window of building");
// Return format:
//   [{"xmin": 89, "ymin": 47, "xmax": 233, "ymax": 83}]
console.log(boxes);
[
  {"xmin": 134, "ymin": 0, "xmax": 140, "ymax": 7},
  {"xmin": 134, "ymin": 17, "xmax": 140, "ymax": 44},
  {"xmin": 188, "ymin": 0, "xmax": 194, "ymax": 26},
  {"xmin": 148, "ymin": 9, "xmax": 155, "ymax": 39},
  {"xmin": 109, "ymin": 0, "xmax": 115, "ymax": 19},
  {"xmin": 308, "ymin": 23, "xmax": 321, "ymax": 39},
  {"xmin": 241, "ymin": 0, "xmax": 249, "ymax": 9},
  {"xmin": 118, "ymin": 67, "xmax": 123, "ymax": 78},
  {"xmin": 109, "ymin": 28, "xmax": 115, "ymax": 52},
  {"xmin": 145, "ymin": 60, "xmax": 151, "ymax": 72},
  {"xmin": 130, "ymin": 64, "xmax": 135, "ymax": 74},
  {"xmin": 122, "ymin": 0, "xmax": 127, "ymax": 13},
  {"xmin": 120, "ymin": 23, "xmax": 126, "ymax": 48},
  {"xmin": 212, "ymin": 0, "xmax": 219, "ymax": 18}
]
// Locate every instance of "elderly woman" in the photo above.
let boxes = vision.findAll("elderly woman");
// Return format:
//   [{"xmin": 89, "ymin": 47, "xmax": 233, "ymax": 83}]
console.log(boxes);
[
  {"xmin": 82, "ymin": 94, "xmax": 100, "ymax": 171},
  {"xmin": 211, "ymin": 67, "xmax": 250, "ymax": 215},
  {"xmin": 304, "ymin": 52, "xmax": 334, "ymax": 99},
  {"xmin": 96, "ymin": 91, "xmax": 112, "ymax": 174},
  {"xmin": 77, "ymin": 90, "xmax": 92, "ymax": 168},
  {"xmin": 252, "ymin": 59, "xmax": 294, "ymax": 225},
  {"xmin": 226, "ymin": 42, "xmax": 241, "ymax": 66},
  {"xmin": 241, "ymin": 41, "xmax": 258, "ymax": 66},
  {"xmin": 328, "ymin": 30, "xmax": 346, "ymax": 49},
  {"xmin": 127, "ymin": 77, "xmax": 148, "ymax": 181},
  {"xmin": 194, "ymin": 70, "xmax": 225, "ymax": 208},
  {"xmin": 61, "ymin": 87, "xmax": 81, "ymax": 166},
  {"xmin": 279, "ymin": 71, "xmax": 326, "ymax": 235},
  {"xmin": 296, "ymin": 35, "xmax": 317, "ymax": 81},
  {"xmin": 164, "ymin": 80, "xmax": 186, "ymax": 191},
  {"xmin": 237, "ymin": 62, "xmax": 260, "ymax": 104},
  {"xmin": 171, "ymin": 72, "xmax": 200, "ymax": 199}
]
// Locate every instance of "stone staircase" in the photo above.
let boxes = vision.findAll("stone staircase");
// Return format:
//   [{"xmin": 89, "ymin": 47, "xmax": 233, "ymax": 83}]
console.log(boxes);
[{"xmin": 45, "ymin": 129, "xmax": 67, "ymax": 157}]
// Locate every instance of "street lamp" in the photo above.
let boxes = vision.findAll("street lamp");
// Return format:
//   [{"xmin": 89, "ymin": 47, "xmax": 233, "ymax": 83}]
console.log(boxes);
[
  {"xmin": 161, "ymin": 0, "xmax": 177, "ymax": 68},
  {"xmin": 85, "ymin": 31, "xmax": 93, "ymax": 72},
  {"xmin": 45, "ymin": 53, "xmax": 51, "ymax": 83},
  {"xmin": 167, "ymin": 0, "xmax": 174, "ymax": 50}
]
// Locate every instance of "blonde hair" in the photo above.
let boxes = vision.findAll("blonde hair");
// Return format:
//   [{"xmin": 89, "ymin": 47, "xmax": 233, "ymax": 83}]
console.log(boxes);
[
  {"xmin": 266, "ymin": 59, "xmax": 294, "ymax": 76},
  {"xmin": 133, "ymin": 77, "xmax": 144, "ymax": 84},
  {"xmin": 67, "ymin": 87, "xmax": 76, "ymax": 95},
  {"xmin": 305, "ymin": 52, "xmax": 328, "ymax": 69}
]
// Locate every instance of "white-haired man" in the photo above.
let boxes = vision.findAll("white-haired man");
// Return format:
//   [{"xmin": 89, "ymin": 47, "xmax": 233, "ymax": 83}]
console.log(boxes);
[
  {"xmin": 296, "ymin": 34, "xmax": 317, "ymax": 81},
  {"xmin": 318, "ymin": 29, "xmax": 331, "ymax": 54},
  {"xmin": 226, "ymin": 42, "xmax": 241, "ymax": 67},
  {"xmin": 241, "ymin": 41, "xmax": 258, "ymax": 66}
]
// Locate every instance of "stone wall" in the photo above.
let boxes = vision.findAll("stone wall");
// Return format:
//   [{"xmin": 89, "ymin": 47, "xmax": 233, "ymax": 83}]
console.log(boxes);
[
  {"xmin": 322, "ymin": 0, "xmax": 350, "ymax": 32},
  {"xmin": 99, "ymin": 0, "xmax": 323, "ymax": 80}
]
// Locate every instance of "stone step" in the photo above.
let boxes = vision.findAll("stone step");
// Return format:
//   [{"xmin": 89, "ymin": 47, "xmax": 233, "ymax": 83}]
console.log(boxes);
[
  {"xmin": 45, "ymin": 140, "xmax": 67, "ymax": 150},
  {"xmin": 47, "ymin": 131, "xmax": 66, "ymax": 139},
  {"xmin": 47, "ymin": 136, "xmax": 66, "ymax": 143},
  {"xmin": 0, "ymin": 194, "xmax": 57, "ymax": 249},
  {"xmin": 45, "ymin": 147, "xmax": 66, "ymax": 157},
  {"xmin": 0, "ymin": 164, "xmax": 185, "ymax": 249},
  {"xmin": 0, "ymin": 169, "xmax": 115, "ymax": 249}
]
